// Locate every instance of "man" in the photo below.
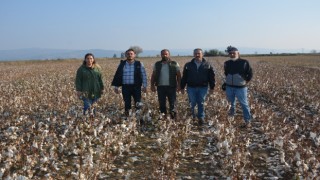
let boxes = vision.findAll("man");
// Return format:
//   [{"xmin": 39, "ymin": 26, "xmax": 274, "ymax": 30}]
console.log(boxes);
[
  {"xmin": 150, "ymin": 49, "xmax": 181, "ymax": 119},
  {"xmin": 181, "ymin": 48, "xmax": 215, "ymax": 125},
  {"xmin": 111, "ymin": 48, "xmax": 147, "ymax": 116},
  {"xmin": 224, "ymin": 46, "xmax": 253, "ymax": 128}
]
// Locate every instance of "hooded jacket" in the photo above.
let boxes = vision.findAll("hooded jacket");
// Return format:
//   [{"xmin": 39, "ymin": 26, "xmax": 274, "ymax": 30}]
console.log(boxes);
[{"xmin": 75, "ymin": 64, "xmax": 104, "ymax": 99}]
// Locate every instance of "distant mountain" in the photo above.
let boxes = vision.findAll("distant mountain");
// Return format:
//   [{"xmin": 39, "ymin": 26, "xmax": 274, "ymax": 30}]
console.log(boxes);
[
  {"xmin": 0, "ymin": 47, "xmax": 312, "ymax": 61},
  {"xmin": 0, "ymin": 48, "xmax": 194, "ymax": 61},
  {"xmin": 0, "ymin": 48, "xmax": 123, "ymax": 61}
]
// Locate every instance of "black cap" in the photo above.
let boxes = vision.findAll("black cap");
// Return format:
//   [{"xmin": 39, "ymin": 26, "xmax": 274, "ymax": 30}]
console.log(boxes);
[{"xmin": 225, "ymin": 46, "xmax": 238, "ymax": 53}]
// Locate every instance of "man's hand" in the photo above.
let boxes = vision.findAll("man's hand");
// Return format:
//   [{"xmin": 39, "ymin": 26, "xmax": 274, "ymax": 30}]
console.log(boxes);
[
  {"xmin": 114, "ymin": 87, "xmax": 120, "ymax": 94},
  {"xmin": 176, "ymin": 86, "xmax": 181, "ymax": 92},
  {"xmin": 76, "ymin": 91, "xmax": 82, "ymax": 99},
  {"xmin": 151, "ymin": 85, "xmax": 156, "ymax": 92},
  {"xmin": 142, "ymin": 87, "xmax": 147, "ymax": 93}
]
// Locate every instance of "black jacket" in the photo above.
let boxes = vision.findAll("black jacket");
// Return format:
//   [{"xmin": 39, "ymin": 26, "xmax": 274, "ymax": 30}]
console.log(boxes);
[
  {"xmin": 181, "ymin": 58, "xmax": 215, "ymax": 89},
  {"xmin": 224, "ymin": 58, "xmax": 253, "ymax": 87}
]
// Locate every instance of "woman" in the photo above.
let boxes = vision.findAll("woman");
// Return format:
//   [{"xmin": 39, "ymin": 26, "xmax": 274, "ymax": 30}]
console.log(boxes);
[{"xmin": 75, "ymin": 53, "xmax": 104, "ymax": 115}]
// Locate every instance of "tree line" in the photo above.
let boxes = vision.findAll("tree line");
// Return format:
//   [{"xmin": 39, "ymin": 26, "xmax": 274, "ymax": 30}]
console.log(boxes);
[{"xmin": 113, "ymin": 46, "xmax": 319, "ymax": 58}]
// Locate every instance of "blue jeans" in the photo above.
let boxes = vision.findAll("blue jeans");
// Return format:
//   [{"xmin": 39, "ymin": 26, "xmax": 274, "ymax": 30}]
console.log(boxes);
[
  {"xmin": 226, "ymin": 86, "xmax": 251, "ymax": 122},
  {"xmin": 82, "ymin": 97, "xmax": 98, "ymax": 115},
  {"xmin": 122, "ymin": 85, "xmax": 142, "ymax": 112},
  {"xmin": 187, "ymin": 86, "xmax": 208, "ymax": 119}
]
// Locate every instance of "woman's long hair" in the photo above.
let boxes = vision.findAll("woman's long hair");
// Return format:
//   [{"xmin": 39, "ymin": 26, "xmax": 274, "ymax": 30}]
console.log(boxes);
[{"xmin": 82, "ymin": 53, "xmax": 96, "ymax": 65}]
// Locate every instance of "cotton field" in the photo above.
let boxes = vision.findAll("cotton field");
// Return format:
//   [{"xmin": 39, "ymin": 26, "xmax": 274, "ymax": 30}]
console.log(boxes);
[{"xmin": 0, "ymin": 55, "xmax": 319, "ymax": 179}]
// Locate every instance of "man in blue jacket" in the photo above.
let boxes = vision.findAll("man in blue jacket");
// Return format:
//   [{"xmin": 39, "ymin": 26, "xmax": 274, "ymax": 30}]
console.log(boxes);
[
  {"xmin": 224, "ymin": 46, "xmax": 253, "ymax": 128},
  {"xmin": 181, "ymin": 48, "xmax": 215, "ymax": 125}
]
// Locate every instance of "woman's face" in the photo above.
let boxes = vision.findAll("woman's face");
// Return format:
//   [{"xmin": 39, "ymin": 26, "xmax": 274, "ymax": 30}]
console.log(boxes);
[{"xmin": 85, "ymin": 55, "xmax": 94, "ymax": 68}]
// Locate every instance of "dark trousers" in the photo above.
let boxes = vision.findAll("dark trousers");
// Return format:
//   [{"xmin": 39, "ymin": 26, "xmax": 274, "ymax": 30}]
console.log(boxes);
[
  {"xmin": 122, "ymin": 85, "xmax": 141, "ymax": 112},
  {"xmin": 157, "ymin": 86, "xmax": 176, "ymax": 114}
]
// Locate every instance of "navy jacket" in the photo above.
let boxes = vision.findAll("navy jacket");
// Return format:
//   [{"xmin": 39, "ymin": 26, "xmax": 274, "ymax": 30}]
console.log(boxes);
[{"xmin": 181, "ymin": 58, "xmax": 215, "ymax": 89}]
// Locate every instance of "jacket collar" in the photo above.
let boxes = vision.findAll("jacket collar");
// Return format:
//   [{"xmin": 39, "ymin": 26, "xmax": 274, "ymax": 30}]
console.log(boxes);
[{"xmin": 191, "ymin": 58, "xmax": 206, "ymax": 63}]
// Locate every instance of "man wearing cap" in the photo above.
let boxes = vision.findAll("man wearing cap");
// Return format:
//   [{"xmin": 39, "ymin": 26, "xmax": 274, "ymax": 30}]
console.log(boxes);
[{"xmin": 224, "ymin": 46, "xmax": 253, "ymax": 128}]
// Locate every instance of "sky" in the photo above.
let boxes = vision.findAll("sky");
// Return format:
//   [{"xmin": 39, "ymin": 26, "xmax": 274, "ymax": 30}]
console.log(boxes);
[{"xmin": 1, "ymin": 0, "xmax": 320, "ymax": 53}]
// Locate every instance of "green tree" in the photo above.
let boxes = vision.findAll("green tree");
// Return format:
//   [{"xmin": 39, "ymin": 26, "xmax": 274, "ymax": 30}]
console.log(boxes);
[
  {"xmin": 204, "ymin": 49, "xmax": 224, "ymax": 56},
  {"xmin": 310, "ymin": 49, "xmax": 317, "ymax": 54},
  {"xmin": 129, "ymin": 45, "xmax": 143, "ymax": 57},
  {"xmin": 121, "ymin": 52, "xmax": 125, "ymax": 58}
]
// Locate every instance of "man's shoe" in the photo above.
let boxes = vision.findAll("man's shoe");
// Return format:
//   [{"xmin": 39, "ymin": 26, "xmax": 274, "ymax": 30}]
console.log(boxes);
[
  {"xmin": 170, "ymin": 111, "xmax": 176, "ymax": 119},
  {"xmin": 240, "ymin": 121, "xmax": 251, "ymax": 128},
  {"xmin": 125, "ymin": 110, "xmax": 130, "ymax": 116},
  {"xmin": 198, "ymin": 118, "xmax": 205, "ymax": 126},
  {"xmin": 228, "ymin": 110, "xmax": 235, "ymax": 116},
  {"xmin": 139, "ymin": 118, "xmax": 145, "ymax": 125}
]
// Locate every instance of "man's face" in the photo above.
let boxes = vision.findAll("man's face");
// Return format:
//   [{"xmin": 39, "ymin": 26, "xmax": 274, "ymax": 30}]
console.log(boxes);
[
  {"xmin": 229, "ymin": 51, "xmax": 239, "ymax": 59},
  {"xmin": 126, "ymin": 50, "xmax": 135, "ymax": 61},
  {"xmin": 161, "ymin": 50, "xmax": 170, "ymax": 61},
  {"xmin": 194, "ymin": 50, "xmax": 203, "ymax": 60}
]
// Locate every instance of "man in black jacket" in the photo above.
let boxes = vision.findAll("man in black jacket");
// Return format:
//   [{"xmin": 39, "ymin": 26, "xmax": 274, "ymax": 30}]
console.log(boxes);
[
  {"xmin": 181, "ymin": 48, "xmax": 215, "ymax": 125},
  {"xmin": 111, "ymin": 49, "xmax": 147, "ymax": 116},
  {"xmin": 224, "ymin": 46, "xmax": 253, "ymax": 128}
]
